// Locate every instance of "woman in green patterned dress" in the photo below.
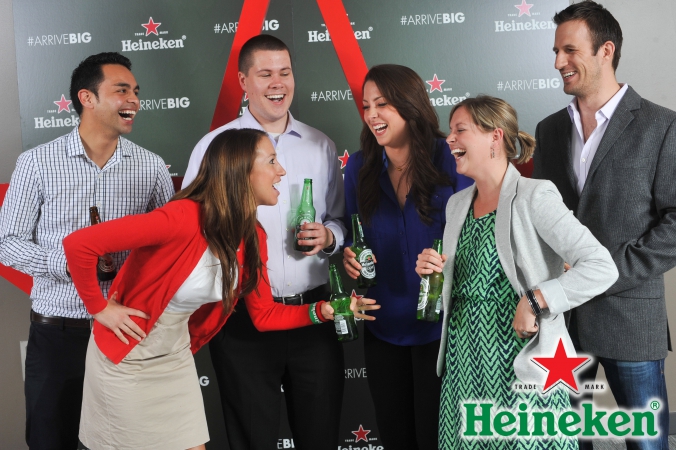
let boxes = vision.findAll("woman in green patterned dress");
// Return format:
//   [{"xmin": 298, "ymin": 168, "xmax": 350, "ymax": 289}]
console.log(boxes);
[{"xmin": 415, "ymin": 96, "xmax": 618, "ymax": 449}]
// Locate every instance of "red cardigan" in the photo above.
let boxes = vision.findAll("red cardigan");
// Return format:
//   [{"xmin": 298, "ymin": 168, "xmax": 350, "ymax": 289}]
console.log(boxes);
[{"xmin": 63, "ymin": 199, "xmax": 326, "ymax": 364}]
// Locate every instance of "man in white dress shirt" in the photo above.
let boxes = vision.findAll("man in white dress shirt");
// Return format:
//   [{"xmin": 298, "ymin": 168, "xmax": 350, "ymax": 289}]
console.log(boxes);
[{"xmin": 182, "ymin": 35, "xmax": 346, "ymax": 450}]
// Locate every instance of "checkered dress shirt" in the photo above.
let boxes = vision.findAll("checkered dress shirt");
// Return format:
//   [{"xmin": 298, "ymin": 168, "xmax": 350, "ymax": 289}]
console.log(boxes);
[{"xmin": 0, "ymin": 127, "xmax": 174, "ymax": 318}]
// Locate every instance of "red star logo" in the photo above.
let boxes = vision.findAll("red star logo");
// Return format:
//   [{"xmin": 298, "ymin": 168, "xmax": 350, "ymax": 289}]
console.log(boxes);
[
  {"xmin": 53, "ymin": 94, "xmax": 72, "ymax": 113},
  {"xmin": 142, "ymin": 17, "xmax": 161, "ymax": 36},
  {"xmin": 531, "ymin": 339, "xmax": 590, "ymax": 393},
  {"xmin": 514, "ymin": 0, "xmax": 534, "ymax": 17},
  {"xmin": 338, "ymin": 150, "xmax": 350, "ymax": 169},
  {"xmin": 351, "ymin": 424, "xmax": 370, "ymax": 442},
  {"xmin": 426, "ymin": 74, "xmax": 445, "ymax": 93},
  {"xmin": 349, "ymin": 289, "xmax": 363, "ymax": 301}
]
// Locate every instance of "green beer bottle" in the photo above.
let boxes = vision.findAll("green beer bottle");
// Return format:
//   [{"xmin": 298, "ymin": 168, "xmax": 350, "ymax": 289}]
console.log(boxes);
[
  {"xmin": 89, "ymin": 206, "xmax": 117, "ymax": 282},
  {"xmin": 329, "ymin": 264, "xmax": 358, "ymax": 342},
  {"xmin": 417, "ymin": 239, "xmax": 444, "ymax": 322},
  {"xmin": 294, "ymin": 179, "xmax": 316, "ymax": 252},
  {"xmin": 350, "ymin": 214, "xmax": 377, "ymax": 288}
]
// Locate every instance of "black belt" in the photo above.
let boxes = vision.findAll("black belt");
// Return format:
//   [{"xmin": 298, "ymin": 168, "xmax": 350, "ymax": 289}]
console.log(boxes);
[
  {"xmin": 273, "ymin": 284, "xmax": 327, "ymax": 306},
  {"xmin": 30, "ymin": 310, "xmax": 93, "ymax": 329}
]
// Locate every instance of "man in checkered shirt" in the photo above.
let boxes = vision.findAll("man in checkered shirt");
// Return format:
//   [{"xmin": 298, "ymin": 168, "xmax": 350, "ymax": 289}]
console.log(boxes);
[{"xmin": 0, "ymin": 52, "xmax": 173, "ymax": 449}]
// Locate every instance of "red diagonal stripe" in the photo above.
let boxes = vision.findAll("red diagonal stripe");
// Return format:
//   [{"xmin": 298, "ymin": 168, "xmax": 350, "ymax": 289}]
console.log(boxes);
[
  {"xmin": 316, "ymin": 0, "xmax": 369, "ymax": 114},
  {"xmin": 0, "ymin": 183, "xmax": 33, "ymax": 295},
  {"xmin": 210, "ymin": 0, "xmax": 270, "ymax": 130}
]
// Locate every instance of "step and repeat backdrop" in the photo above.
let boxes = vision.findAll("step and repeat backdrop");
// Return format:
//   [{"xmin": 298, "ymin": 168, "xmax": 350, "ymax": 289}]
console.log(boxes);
[{"xmin": 10, "ymin": 0, "xmax": 569, "ymax": 448}]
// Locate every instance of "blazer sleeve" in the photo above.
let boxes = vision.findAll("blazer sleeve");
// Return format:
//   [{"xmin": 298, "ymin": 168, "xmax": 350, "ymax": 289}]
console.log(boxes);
[
  {"xmin": 243, "ymin": 226, "xmax": 327, "ymax": 330},
  {"xmin": 62, "ymin": 202, "xmax": 188, "ymax": 315},
  {"xmin": 527, "ymin": 181, "xmax": 619, "ymax": 314},
  {"xmin": 606, "ymin": 117, "xmax": 676, "ymax": 295}
]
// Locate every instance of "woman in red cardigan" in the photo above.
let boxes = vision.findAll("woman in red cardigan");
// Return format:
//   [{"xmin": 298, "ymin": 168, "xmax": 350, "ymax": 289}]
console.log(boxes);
[{"xmin": 63, "ymin": 128, "xmax": 378, "ymax": 450}]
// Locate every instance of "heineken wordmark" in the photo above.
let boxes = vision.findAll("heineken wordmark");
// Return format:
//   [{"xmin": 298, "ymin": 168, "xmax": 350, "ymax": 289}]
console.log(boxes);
[
  {"xmin": 294, "ymin": 178, "xmax": 316, "ymax": 252},
  {"xmin": 417, "ymin": 239, "xmax": 443, "ymax": 322},
  {"xmin": 329, "ymin": 264, "xmax": 358, "ymax": 342},
  {"xmin": 350, "ymin": 214, "xmax": 376, "ymax": 288}
]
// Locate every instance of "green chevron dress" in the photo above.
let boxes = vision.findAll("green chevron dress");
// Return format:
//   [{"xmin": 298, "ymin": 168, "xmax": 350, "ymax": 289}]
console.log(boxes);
[{"xmin": 438, "ymin": 209, "xmax": 576, "ymax": 450}]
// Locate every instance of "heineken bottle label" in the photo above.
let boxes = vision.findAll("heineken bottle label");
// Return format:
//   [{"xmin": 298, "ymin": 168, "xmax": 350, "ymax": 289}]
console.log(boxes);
[
  {"xmin": 434, "ymin": 297, "xmax": 442, "ymax": 314},
  {"xmin": 334, "ymin": 315, "xmax": 348, "ymax": 335},
  {"xmin": 296, "ymin": 213, "xmax": 314, "ymax": 226},
  {"xmin": 418, "ymin": 278, "xmax": 429, "ymax": 310},
  {"xmin": 358, "ymin": 249, "xmax": 376, "ymax": 279}
]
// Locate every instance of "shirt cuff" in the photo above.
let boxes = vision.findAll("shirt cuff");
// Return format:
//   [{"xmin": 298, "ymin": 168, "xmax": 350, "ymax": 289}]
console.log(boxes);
[
  {"xmin": 321, "ymin": 224, "xmax": 343, "ymax": 256},
  {"xmin": 47, "ymin": 248, "xmax": 71, "ymax": 281},
  {"xmin": 536, "ymin": 279, "xmax": 569, "ymax": 315}
]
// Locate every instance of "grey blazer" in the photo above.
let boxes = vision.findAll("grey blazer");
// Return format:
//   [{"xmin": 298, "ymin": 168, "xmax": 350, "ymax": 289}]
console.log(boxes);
[
  {"xmin": 533, "ymin": 86, "xmax": 676, "ymax": 360},
  {"xmin": 436, "ymin": 164, "xmax": 618, "ymax": 385}
]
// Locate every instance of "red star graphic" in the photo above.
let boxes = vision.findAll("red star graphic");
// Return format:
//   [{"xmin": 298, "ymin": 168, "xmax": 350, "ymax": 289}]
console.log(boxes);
[
  {"xmin": 142, "ymin": 17, "xmax": 161, "ymax": 36},
  {"xmin": 53, "ymin": 94, "xmax": 72, "ymax": 113},
  {"xmin": 426, "ymin": 74, "xmax": 445, "ymax": 93},
  {"xmin": 351, "ymin": 424, "xmax": 370, "ymax": 442},
  {"xmin": 514, "ymin": 0, "xmax": 534, "ymax": 17},
  {"xmin": 349, "ymin": 289, "xmax": 363, "ymax": 301},
  {"xmin": 338, "ymin": 150, "xmax": 350, "ymax": 169},
  {"xmin": 531, "ymin": 339, "xmax": 590, "ymax": 393}
]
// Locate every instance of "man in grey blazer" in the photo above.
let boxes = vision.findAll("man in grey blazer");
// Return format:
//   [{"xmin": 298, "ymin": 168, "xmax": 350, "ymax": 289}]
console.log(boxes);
[{"xmin": 532, "ymin": 2, "xmax": 674, "ymax": 449}]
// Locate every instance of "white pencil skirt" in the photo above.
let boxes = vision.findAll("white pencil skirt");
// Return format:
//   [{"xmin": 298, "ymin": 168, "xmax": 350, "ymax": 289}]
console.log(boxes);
[{"xmin": 79, "ymin": 311, "xmax": 209, "ymax": 450}]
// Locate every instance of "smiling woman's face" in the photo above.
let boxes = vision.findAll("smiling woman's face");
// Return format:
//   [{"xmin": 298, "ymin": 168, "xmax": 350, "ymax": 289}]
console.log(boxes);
[
  {"xmin": 446, "ymin": 106, "xmax": 493, "ymax": 179},
  {"xmin": 249, "ymin": 137, "xmax": 286, "ymax": 206}
]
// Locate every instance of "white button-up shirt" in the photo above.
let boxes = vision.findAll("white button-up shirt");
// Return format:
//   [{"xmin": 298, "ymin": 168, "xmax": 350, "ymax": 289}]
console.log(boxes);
[
  {"xmin": 568, "ymin": 83, "xmax": 628, "ymax": 194},
  {"xmin": 182, "ymin": 108, "xmax": 346, "ymax": 297}
]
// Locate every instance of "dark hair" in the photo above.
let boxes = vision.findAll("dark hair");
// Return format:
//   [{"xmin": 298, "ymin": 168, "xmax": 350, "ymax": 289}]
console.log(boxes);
[
  {"xmin": 358, "ymin": 64, "xmax": 451, "ymax": 226},
  {"xmin": 173, "ymin": 128, "xmax": 268, "ymax": 314},
  {"xmin": 553, "ymin": 0, "xmax": 623, "ymax": 71},
  {"xmin": 449, "ymin": 96, "xmax": 535, "ymax": 165},
  {"xmin": 70, "ymin": 52, "xmax": 132, "ymax": 115},
  {"xmin": 238, "ymin": 34, "xmax": 291, "ymax": 75}
]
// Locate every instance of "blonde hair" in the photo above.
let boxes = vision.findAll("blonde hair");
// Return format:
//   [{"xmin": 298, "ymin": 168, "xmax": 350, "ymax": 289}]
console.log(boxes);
[{"xmin": 449, "ymin": 95, "xmax": 535, "ymax": 165}]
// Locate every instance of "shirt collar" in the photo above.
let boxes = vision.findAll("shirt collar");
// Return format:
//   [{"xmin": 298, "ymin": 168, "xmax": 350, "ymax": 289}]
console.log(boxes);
[
  {"xmin": 567, "ymin": 83, "xmax": 629, "ymax": 123},
  {"xmin": 240, "ymin": 107, "xmax": 302, "ymax": 138},
  {"xmin": 65, "ymin": 126, "xmax": 130, "ymax": 159}
]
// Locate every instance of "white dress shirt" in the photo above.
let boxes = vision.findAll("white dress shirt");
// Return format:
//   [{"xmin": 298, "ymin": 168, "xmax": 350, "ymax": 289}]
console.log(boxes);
[
  {"xmin": 568, "ymin": 83, "xmax": 629, "ymax": 194},
  {"xmin": 182, "ymin": 108, "xmax": 346, "ymax": 297}
]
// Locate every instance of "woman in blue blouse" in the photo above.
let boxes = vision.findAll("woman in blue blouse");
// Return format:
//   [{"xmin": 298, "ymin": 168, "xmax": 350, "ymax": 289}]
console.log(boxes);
[{"xmin": 343, "ymin": 64, "xmax": 473, "ymax": 449}]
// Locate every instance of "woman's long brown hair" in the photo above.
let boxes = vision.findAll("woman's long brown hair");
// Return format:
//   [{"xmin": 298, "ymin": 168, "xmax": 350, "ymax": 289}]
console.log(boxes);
[
  {"xmin": 172, "ymin": 128, "xmax": 267, "ymax": 314},
  {"xmin": 358, "ymin": 64, "xmax": 452, "ymax": 226}
]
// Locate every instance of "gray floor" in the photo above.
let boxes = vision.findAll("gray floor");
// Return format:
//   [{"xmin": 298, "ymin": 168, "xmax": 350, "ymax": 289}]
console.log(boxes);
[{"xmin": 592, "ymin": 435, "xmax": 676, "ymax": 449}]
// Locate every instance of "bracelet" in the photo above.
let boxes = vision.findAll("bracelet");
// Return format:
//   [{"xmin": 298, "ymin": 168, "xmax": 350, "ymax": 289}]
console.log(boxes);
[{"xmin": 525, "ymin": 289, "xmax": 543, "ymax": 316}]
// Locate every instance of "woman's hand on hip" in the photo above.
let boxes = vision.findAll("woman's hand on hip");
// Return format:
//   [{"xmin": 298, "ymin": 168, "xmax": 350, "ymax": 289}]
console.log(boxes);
[
  {"xmin": 415, "ymin": 248, "xmax": 447, "ymax": 277},
  {"xmin": 93, "ymin": 291, "xmax": 150, "ymax": 345},
  {"xmin": 512, "ymin": 294, "xmax": 540, "ymax": 339}
]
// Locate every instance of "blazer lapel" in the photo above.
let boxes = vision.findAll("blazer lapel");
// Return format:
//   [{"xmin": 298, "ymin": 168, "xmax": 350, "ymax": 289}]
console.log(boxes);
[
  {"xmin": 557, "ymin": 116, "xmax": 578, "ymax": 196},
  {"xmin": 581, "ymin": 87, "xmax": 640, "ymax": 198},
  {"xmin": 495, "ymin": 164, "xmax": 521, "ymax": 294}
]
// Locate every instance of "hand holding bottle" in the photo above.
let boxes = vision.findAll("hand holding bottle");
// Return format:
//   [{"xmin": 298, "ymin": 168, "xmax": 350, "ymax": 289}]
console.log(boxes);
[
  {"xmin": 320, "ymin": 295, "xmax": 380, "ymax": 321},
  {"xmin": 342, "ymin": 246, "xmax": 377, "ymax": 280},
  {"xmin": 415, "ymin": 247, "xmax": 447, "ymax": 276}
]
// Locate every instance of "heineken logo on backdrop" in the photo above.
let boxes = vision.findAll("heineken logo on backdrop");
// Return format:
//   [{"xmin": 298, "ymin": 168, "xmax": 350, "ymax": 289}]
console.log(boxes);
[
  {"xmin": 122, "ymin": 17, "xmax": 186, "ymax": 52},
  {"xmin": 34, "ymin": 94, "xmax": 79, "ymax": 129},
  {"xmin": 338, "ymin": 150, "xmax": 350, "ymax": 169},
  {"xmin": 426, "ymin": 74, "xmax": 469, "ymax": 108},
  {"xmin": 339, "ymin": 424, "xmax": 383, "ymax": 450},
  {"xmin": 461, "ymin": 402, "xmax": 661, "ymax": 440},
  {"xmin": 495, "ymin": 1, "xmax": 556, "ymax": 32},
  {"xmin": 308, "ymin": 21, "xmax": 372, "ymax": 42},
  {"xmin": 399, "ymin": 12, "xmax": 465, "ymax": 26}
]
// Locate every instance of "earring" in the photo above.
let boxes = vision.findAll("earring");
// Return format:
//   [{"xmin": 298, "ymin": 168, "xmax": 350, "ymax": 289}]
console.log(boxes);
[{"xmin": 491, "ymin": 146, "xmax": 495, "ymax": 159}]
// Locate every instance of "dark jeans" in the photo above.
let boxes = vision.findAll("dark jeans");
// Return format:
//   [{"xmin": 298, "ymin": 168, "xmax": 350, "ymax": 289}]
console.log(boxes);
[
  {"xmin": 571, "ymin": 334, "xmax": 669, "ymax": 450},
  {"xmin": 363, "ymin": 326, "xmax": 442, "ymax": 450},
  {"xmin": 25, "ymin": 321, "xmax": 91, "ymax": 450}
]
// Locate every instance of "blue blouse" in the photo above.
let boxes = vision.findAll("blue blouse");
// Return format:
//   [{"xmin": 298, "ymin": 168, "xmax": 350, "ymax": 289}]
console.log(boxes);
[{"xmin": 344, "ymin": 138, "xmax": 474, "ymax": 346}]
